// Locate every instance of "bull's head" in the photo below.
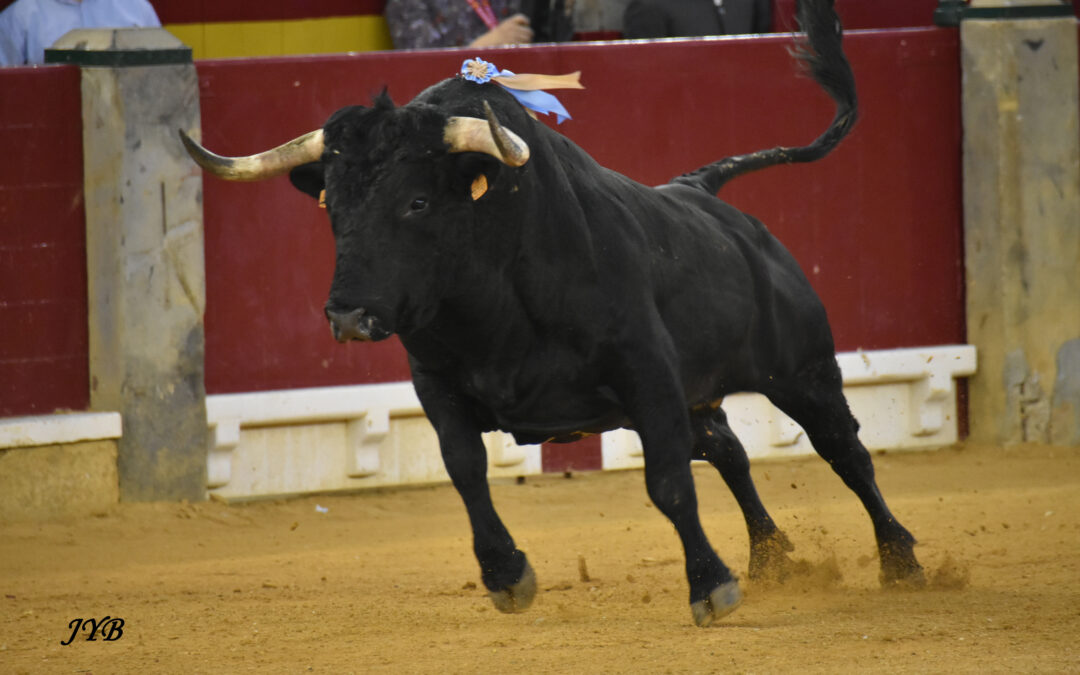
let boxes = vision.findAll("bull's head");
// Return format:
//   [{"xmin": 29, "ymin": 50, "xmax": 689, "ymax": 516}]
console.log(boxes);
[{"xmin": 180, "ymin": 92, "xmax": 531, "ymax": 343}]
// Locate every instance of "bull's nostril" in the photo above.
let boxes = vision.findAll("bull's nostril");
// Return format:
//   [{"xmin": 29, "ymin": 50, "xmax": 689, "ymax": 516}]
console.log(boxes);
[{"xmin": 325, "ymin": 307, "xmax": 368, "ymax": 342}]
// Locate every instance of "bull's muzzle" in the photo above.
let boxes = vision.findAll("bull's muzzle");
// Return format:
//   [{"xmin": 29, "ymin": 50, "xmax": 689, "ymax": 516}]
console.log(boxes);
[
  {"xmin": 326, "ymin": 306, "xmax": 390, "ymax": 343},
  {"xmin": 326, "ymin": 307, "xmax": 369, "ymax": 342}
]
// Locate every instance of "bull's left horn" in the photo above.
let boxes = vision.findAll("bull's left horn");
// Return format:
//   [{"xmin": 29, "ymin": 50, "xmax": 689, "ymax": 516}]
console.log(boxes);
[
  {"xmin": 444, "ymin": 104, "xmax": 530, "ymax": 167},
  {"xmin": 178, "ymin": 128, "xmax": 325, "ymax": 181}
]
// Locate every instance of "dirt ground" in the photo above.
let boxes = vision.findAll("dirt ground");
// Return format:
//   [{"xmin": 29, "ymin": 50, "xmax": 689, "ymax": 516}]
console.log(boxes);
[{"xmin": 1, "ymin": 442, "xmax": 1078, "ymax": 674}]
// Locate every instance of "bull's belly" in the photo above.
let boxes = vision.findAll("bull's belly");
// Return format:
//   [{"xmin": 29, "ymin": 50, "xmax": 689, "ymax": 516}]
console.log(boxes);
[
  {"xmin": 496, "ymin": 406, "xmax": 630, "ymax": 446},
  {"xmin": 468, "ymin": 377, "xmax": 629, "ymax": 445},
  {"xmin": 464, "ymin": 359, "xmax": 741, "ymax": 445},
  {"xmin": 489, "ymin": 383, "xmax": 728, "ymax": 445}
]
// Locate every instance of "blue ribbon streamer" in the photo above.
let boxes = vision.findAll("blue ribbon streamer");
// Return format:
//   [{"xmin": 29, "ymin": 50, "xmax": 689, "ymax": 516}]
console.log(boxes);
[
  {"xmin": 460, "ymin": 59, "xmax": 573, "ymax": 124},
  {"xmin": 501, "ymin": 86, "xmax": 572, "ymax": 124}
]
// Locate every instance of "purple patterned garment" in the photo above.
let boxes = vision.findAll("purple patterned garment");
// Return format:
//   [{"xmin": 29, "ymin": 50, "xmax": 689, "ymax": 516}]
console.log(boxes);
[{"xmin": 385, "ymin": 0, "xmax": 523, "ymax": 49}]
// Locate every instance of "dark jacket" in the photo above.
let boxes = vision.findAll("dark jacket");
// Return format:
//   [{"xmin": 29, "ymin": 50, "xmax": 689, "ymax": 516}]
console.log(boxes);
[{"xmin": 623, "ymin": 0, "xmax": 771, "ymax": 38}]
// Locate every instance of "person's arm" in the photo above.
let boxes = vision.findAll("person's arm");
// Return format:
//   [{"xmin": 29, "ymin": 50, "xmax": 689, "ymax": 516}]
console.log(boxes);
[
  {"xmin": 468, "ymin": 13, "xmax": 532, "ymax": 47},
  {"xmin": 133, "ymin": 0, "xmax": 161, "ymax": 28},
  {"xmin": 0, "ymin": 5, "xmax": 27, "ymax": 66},
  {"xmin": 622, "ymin": 0, "xmax": 667, "ymax": 39}
]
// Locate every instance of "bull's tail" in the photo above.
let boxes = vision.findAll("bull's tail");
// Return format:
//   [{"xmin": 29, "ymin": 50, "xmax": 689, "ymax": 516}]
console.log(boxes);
[{"xmin": 673, "ymin": 0, "xmax": 856, "ymax": 195}]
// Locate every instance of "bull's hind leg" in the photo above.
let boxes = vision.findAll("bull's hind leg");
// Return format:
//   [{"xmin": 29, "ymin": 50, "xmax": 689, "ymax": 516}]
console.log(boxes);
[
  {"xmin": 691, "ymin": 407, "xmax": 796, "ymax": 581},
  {"xmin": 766, "ymin": 358, "xmax": 926, "ymax": 587}
]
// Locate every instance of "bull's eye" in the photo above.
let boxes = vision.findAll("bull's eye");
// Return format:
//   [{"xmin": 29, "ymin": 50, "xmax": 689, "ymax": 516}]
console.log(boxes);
[{"xmin": 409, "ymin": 197, "xmax": 429, "ymax": 212}]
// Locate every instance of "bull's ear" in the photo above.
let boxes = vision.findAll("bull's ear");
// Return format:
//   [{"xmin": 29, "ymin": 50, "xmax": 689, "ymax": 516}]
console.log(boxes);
[
  {"xmin": 454, "ymin": 154, "xmax": 500, "ymax": 201},
  {"xmin": 289, "ymin": 161, "xmax": 325, "ymax": 199}
]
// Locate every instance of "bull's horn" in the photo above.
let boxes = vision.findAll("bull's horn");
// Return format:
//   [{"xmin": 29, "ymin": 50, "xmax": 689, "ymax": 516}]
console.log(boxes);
[
  {"xmin": 444, "ymin": 103, "xmax": 530, "ymax": 167},
  {"xmin": 178, "ymin": 128, "xmax": 325, "ymax": 181}
]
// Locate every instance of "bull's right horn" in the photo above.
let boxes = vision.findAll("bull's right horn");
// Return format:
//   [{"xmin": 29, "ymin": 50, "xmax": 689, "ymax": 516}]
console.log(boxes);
[
  {"xmin": 444, "ymin": 102, "xmax": 530, "ymax": 167},
  {"xmin": 179, "ymin": 128, "xmax": 325, "ymax": 181}
]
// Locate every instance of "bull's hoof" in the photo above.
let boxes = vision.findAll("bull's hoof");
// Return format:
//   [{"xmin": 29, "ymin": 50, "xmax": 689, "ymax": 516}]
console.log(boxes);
[
  {"xmin": 879, "ymin": 541, "xmax": 927, "ymax": 589},
  {"xmin": 690, "ymin": 580, "xmax": 743, "ymax": 627},
  {"xmin": 880, "ymin": 558, "xmax": 926, "ymax": 589},
  {"xmin": 488, "ymin": 559, "xmax": 537, "ymax": 613},
  {"xmin": 748, "ymin": 530, "xmax": 797, "ymax": 583}
]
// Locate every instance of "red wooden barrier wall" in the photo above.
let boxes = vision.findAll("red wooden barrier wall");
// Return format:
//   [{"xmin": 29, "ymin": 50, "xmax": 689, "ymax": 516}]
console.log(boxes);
[
  {"xmin": 0, "ymin": 27, "xmax": 968, "ymax": 430},
  {"xmin": 197, "ymin": 28, "xmax": 965, "ymax": 397},
  {"xmin": 0, "ymin": 66, "xmax": 88, "ymax": 417}
]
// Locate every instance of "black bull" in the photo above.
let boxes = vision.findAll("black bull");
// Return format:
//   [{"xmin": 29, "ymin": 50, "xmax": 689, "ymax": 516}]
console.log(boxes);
[{"xmin": 181, "ymin": 0, "xmax": 925, "ymax": 626}]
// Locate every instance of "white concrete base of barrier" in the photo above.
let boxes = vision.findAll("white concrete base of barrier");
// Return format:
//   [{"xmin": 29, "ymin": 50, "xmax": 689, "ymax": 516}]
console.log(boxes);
[
  {"xmin": 203, "ymin": 345, "xmax": 976, "ymax": 500},
  {"xmin": 0, "ymin": 412, "xmax": 122, "ymax": 449},
  {"xmin": 0, "ymin": 346, "xmax": 976, "ymax": 502},
  {"xmin": 0, "ymin": 413, "xmax": 123, "ymax": 520},
  {"xmin": 204, "ymin": 382, "xmax": 541, "ymax": 499}
]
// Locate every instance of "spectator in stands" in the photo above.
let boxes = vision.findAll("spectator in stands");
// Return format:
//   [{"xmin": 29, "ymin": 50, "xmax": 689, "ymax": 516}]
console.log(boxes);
[
  {"xmin": 0, "ymin": 0, "xmax": 159, "ymax": 66},
  {"xmin": 623, "ymin": 0, "xmax": 771, "ymax": 39},
  {"xmin": 385, "ymin": 0, "xmax": 534, "ymax": 49}
]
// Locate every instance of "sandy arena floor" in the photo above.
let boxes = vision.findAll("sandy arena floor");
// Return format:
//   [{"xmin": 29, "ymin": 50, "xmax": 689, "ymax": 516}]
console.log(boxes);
[{"xmin": 1, "ymin": 442, "xmax": 1078, "ymax": 674}]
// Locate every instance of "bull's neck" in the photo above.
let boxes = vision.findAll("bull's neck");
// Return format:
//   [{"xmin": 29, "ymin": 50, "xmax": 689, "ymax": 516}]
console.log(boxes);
[
  {"xmin": 402, "ymin": 132, "xmax": 605, "ymax": 369},
  {"xmin": 400, "ymin": 267, "xmax": 538, "ymax": 370}
]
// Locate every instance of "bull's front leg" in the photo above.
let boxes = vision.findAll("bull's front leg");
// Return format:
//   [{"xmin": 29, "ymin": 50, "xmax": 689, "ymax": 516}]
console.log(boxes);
[
  {"xmin": 412, "ymin": 369, "xmax": 536, "ymax": 613},
  {"xmin": 612, "ymin": 348, "xmax": 743, "ymax": 626},
  {"xmin": 438, "ymin": 420, "xmax": 537, "ymax": 612}
]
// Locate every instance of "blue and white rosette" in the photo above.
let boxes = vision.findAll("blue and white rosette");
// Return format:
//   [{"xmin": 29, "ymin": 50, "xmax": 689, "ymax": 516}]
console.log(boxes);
[{"xmin": 460, "ymin": 58, "xmax": 583, "ymax": 124}]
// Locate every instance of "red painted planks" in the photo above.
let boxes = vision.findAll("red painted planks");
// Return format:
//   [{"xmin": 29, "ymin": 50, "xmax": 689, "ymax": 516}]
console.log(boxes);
[
  {"xmin": 542, "ymin": 436, "xmax": 603, "ymax": 473},
  {"xmin": 0, "ymin": 65, "xmax": 88, "ymax": 416}
]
